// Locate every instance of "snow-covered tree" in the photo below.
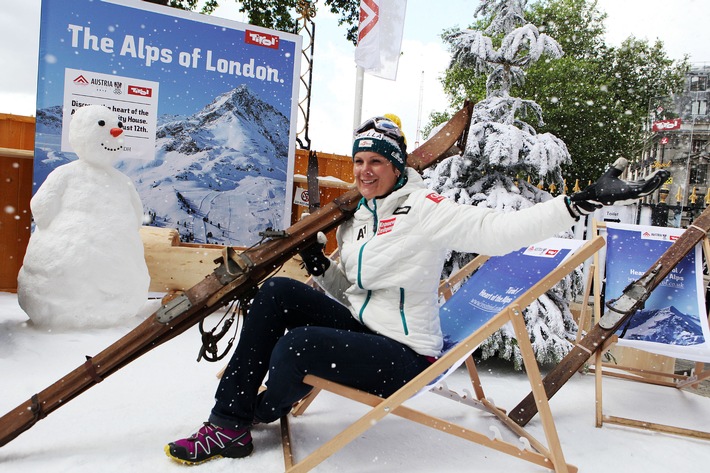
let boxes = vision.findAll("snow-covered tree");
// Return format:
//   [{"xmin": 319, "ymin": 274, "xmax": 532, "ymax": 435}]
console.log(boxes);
[{"xmin": 424, "ymin": 0, "xmax": 580, "ymax": 369}]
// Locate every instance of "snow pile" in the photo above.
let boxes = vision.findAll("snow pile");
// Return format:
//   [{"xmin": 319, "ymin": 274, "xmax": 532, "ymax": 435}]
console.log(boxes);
[{"xmin": 0, "ymin": 293, "xmax": 708, "ymax": 472}]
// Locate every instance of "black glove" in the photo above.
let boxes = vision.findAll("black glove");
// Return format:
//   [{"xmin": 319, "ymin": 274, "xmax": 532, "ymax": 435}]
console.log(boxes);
[
  {"xmin": 299, "ymin": 231, "xmax": 331, "ymax": 276},
  {"xmin": 566, "ymin": 158, "xmax": 670, "ymax": 218}
]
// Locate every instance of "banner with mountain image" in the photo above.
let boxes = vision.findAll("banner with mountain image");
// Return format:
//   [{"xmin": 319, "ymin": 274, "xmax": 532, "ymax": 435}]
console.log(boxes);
[
  {"xmin": 604, "ymin": 223, "xmax": 710, "ymax": 362},
  {"xmin": 35, "ymin": 0, "xmax": 302, "ymax": 247}
]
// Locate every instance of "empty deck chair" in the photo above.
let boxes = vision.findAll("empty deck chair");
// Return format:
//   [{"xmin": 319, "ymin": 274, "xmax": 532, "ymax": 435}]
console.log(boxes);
[{"xmin": 588, "ymin": 221, "xmax": 710, "ymax": 440}]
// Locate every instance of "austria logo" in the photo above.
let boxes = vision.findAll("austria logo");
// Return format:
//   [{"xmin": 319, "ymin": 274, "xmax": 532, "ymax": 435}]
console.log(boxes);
[
  {"xmin": 425, "ymin": 193, "xmax": 446, "ymax": 204},
  {"xmin": 73, "ymin": 75, "xmax": 89, "ymax": 85},
  {"xmin": 377, "ymin": 217, "xmax": 396, "ymax": 235}
]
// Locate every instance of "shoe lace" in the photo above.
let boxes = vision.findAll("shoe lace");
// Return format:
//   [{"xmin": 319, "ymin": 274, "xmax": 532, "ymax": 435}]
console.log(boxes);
[{"xmin": 187, "ymin": 422, "xmax": 217, "ymax": 443}]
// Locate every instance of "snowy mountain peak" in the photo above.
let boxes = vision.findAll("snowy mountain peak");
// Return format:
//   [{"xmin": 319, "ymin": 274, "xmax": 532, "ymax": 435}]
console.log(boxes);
[
  {"xmin": 157, "ymin": 84, "xmax": 289, "ymax": 159},
  {"xmin": 621, "ymin": 305, "xmax": 704, "ymax": 346}
]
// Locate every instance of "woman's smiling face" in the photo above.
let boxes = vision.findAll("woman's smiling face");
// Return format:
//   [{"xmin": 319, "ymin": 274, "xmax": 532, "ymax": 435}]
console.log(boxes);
[{"xmin": 353, "ymin": 151, "xmax": 400, "ymax": 200}]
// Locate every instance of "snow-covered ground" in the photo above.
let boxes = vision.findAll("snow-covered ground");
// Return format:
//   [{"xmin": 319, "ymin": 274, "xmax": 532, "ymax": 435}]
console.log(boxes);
[{"xmin": 1, "ymin": 292, "xmax": 709, "ymax": 473}]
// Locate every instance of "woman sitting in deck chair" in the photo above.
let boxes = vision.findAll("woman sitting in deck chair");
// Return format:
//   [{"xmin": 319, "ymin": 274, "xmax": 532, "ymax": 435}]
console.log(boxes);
[{"xmin": 165, "ymin": 116, "xmax": 667, "ymax": 465}]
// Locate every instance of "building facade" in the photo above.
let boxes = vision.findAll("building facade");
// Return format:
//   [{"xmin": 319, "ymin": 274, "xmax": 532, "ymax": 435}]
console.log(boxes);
[{"xmin": 630, "ymin": 65, "xmax": 710, "ymax": 226}]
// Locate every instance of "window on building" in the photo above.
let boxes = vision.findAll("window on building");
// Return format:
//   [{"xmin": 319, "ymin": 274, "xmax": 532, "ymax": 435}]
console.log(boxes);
[
  {"xmin": 690, "ymin": 75, "xmax": 708, "ymax": 91},
  {"xmin": 689, "ymin": 162, "xmax": 708, "ymax": 185},
  {"xmin": 691, "ymin": 99, "xmax": 708, "ymax": 115},
  {"xmin": 693, "ymin": 140, "xmax": 707, "ymax": 153}
]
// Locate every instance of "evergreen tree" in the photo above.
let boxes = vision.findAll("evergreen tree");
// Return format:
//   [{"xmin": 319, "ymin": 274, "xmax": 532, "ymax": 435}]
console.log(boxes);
[
  {"xmin": 436, "ymin": 0, "xmax": 689, "ymax": 183},
  {"xmin": 424, "ymin": 0, "xmax": 579, "ymax": 369}
]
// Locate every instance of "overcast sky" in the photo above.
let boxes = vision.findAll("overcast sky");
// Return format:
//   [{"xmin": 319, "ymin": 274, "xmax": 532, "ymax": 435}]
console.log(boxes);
[{"xmin": 2, "ymin": 0, "xmax": 709, "ymax": 155}]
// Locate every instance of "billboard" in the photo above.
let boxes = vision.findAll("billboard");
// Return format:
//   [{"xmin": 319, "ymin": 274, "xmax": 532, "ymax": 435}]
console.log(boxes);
[{"xmin": 35, "ymin": 0, "xmax": 302, "ymax": 246}]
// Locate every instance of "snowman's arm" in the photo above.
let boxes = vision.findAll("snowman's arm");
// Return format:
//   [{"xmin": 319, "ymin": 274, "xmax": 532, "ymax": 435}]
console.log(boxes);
[
  {"xmin": 30, "ymin": 171, "xmax": 66, "ymax": 229},
  {"xmin": 127, "ymin": 181, "xmax": 144, "ymax": 226}
]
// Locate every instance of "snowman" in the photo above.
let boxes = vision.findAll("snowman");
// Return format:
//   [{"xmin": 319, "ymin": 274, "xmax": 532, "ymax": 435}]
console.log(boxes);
[{"xmin": 17, "ymin": 105, "xmax": 150, "ymax": 329}]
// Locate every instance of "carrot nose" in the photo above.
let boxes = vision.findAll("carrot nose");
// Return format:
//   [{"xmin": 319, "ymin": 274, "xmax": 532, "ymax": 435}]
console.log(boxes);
[{"xmin": 110, "ymin": 127, "xmax": 123, "ymax": 137}]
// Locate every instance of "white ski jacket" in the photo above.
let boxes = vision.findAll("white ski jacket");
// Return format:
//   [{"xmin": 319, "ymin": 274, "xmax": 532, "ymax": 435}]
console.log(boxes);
[{"xmin": 315, "ymin": 168, "xmax": 577, "ymax": 357}]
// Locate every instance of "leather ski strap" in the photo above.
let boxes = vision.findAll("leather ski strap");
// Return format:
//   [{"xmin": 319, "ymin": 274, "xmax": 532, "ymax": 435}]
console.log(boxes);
[
  {"xmin": 83, "ymin": 356, "xmax": 103, "ymax": 384},
  {"xmin": 307, "ymin": 150, "xmax": 320, "ymax": 213},
  {"xmin": 30, "ymin": 394, "xmax": 46, "ymax": 421}
]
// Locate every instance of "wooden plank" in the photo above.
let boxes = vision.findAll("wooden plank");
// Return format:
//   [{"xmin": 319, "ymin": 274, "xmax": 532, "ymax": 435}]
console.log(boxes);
[
  {"xmin": 0, "ymin": 115, "xmax": 38, "ymax": 292},
  {"xmin": 140, "ymin": 226, "xmax": 309, "ymax": 293},
  {"xmin": 603, "ymin": 415, "xmax": 710, "ymax": 441},
  {"xmin": 0, "ymin": 153, "xmax": 33, "ymax": 292},
  {"xmin": 280, "ymin": 416, "xmax": 294, "ymax": 470},
  {"xmin": 574, "ymin": 262, "xmax": 595, "ymax": 344},
  {"xmin": 0, "ymin": 147, "xmax": 33, "ymax": 159},
  {"xmin": 509, "ymin": 304, "xmax": 570, "ymax": 473},
  {"xmin": 298, "ymin": 376, "xmax": 577, "ymax": 473},
  {"xmin": 595, "ymin": 350, "xmax": 603, "ymax": 427}
]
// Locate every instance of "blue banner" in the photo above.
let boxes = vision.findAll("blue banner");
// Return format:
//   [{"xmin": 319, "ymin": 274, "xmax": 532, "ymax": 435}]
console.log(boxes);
[
  {"xmin": 440, "ymin": 238, "xmax": 582, "ymax": 352},
  {"xmin": 35, "ymin": 0, "xmax": 302, "ymax": 246},
  {"xmin": 604, "ymin": 223, "xmax": 710, "ymax": 361}
]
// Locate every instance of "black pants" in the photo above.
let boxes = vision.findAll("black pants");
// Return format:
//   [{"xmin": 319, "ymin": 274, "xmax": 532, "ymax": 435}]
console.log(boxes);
[{"xmin": 209, "ymin": 277, "xmax": 431, "ymax": 429}]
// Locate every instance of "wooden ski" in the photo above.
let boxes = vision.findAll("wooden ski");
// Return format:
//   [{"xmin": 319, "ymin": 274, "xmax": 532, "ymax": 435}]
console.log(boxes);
[
  {"xmin": 509, "ymin": 206, "xmax": 710, "ymax": 427},
  {"xmin": 0, "ymin": 102, "xmax": 473, "ymax": 448}
]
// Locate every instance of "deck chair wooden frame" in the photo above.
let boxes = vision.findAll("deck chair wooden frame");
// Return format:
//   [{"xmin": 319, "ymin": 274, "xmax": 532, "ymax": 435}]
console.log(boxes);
[
  {"xmin": 280, "ymin": 236, "xmax": 604, "ymax": 473},
  {"xmin": 584, "ymin": 220, "xmax": 710, "ymax": 440}
]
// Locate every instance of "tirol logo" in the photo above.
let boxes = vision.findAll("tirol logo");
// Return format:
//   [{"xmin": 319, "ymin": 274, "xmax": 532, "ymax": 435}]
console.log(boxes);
[
  {"xmin": 425, "ymin": 193, "xmax": 446, "ymax": 204},
  {"xmin": 245, "ymin": 30, "xmax": 280, "ymax": 49},
  {"xmin": 523, "ymin": 245, "xmax": 560, "ymax": 258},
  {"xmin": 74, "ymin": 75, "xmax": 89, "ymax": 85},
  {"xmin": 128, "ymin": 85, "xmax": 152, "ymax": 97},
  {"xmin": 652, "ymin": 118, "xmax": 682, "ymax": 132}
]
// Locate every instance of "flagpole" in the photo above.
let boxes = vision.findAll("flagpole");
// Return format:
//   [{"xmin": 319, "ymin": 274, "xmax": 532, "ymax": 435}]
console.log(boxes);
[{"xmin": 353, "ymin": 65, "xmax": 365, "ymax": 130}]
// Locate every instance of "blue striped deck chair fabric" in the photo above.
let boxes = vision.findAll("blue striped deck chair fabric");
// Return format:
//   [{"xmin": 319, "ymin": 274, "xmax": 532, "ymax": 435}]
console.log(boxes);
[{"xmin": 283, "ymin": 236, "xmax": 604, "ymax": 473}]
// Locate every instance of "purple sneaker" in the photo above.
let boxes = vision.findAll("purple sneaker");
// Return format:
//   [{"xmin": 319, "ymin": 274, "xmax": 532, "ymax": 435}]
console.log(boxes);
[{"xmin": 165, "ymin": 422, "xmax": 253, "ymax": 465}]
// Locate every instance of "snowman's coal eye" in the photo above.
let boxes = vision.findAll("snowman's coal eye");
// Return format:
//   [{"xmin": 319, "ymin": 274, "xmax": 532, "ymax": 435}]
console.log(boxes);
[
  {"xmin": 118, "ymin": 122, "xmax": 124, "ymax": 128},
  {"xmin": 98, "ymin": 120, "xmax": 106, "ymax": 126}
]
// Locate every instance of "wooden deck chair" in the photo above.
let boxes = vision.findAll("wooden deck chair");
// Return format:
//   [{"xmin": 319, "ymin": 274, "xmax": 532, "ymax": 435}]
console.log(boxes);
[
  {"xmin": 280, "ymin": 235, "xmax": 604, "ymax": 473},
  {"xmin": 586, "ymin": 221, "xmax": 710, "ymax": 440}
]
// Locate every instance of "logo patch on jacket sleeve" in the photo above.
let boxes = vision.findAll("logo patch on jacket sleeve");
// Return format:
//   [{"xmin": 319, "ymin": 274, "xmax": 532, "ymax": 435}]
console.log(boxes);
[
  {"xmin": 426, "ymin": 192, "xmax": 446, "ymax": 204},
  {"xmin": 377, "ymin": 217, "xmax": 397, "ymax": 235},
  {"xmin": 393, "ymin": 206, "xmax": 411, "ymax": 215}
]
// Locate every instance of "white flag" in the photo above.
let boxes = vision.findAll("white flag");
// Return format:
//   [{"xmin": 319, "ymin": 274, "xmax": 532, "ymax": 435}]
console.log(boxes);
[{"xmin": 354, "ymin": 0, "xmax": 407, "ymax": 81}]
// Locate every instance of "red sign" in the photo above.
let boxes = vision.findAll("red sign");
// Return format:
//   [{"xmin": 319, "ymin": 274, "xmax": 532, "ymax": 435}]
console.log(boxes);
[
  {"xmin": 128, "ymin": 85, "xmax": 152, "ymax": 97},
  {"xmin": 425, "ymin": 192, "xmax": 446, "ymax": 204},
  {"xmin": 245, "ymin": 30, "xmax": 280, "ymax": 49},
  {"xmin": 377, "ymin": 217, "xmax": 396, "ymax": 235},
  {"xmin": 660, "ymin": 136, "xmax": 669, "ymax": 145},
  {"xmin": 652, "ymin": 118, "xmax": 681, "ymax": 132}
]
